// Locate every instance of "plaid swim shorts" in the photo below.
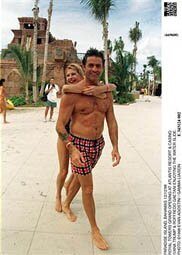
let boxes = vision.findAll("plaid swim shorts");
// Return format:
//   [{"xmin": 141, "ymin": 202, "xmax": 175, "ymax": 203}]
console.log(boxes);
[{"xmin": 69, "ymin": 133, "xmax": 105, "ymax": 175}]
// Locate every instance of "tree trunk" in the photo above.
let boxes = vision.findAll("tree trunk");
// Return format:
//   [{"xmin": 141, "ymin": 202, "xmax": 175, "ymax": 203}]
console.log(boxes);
[
  {"xmin": 133, "ymin": 43, "xmax": 137, "ymax": 75},
  {"xmin": 152, "ymin": 71, "xmax": 155, "ymax": 96},
  {"xmin": 132, "ymin": 43, "xmax": 137, "ymax": 91},
  {"xmin": 25, "ymin": 80, "xmax": 29, "ymax": 104},
  {"xmin": 32, "ymin": 0, "xmax": 39, "ymax": 102},
  {"xmin": 103, "ymin": 18, "xmax": 109, "ymax": 84},
  {"xmin": 40, "ymin": 0, "xmax": 53, "ymax": 96}
]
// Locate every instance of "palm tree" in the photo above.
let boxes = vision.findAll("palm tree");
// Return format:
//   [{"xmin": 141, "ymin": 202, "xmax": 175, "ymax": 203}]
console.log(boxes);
[
  {"xmin": 2, "ymin": 45, "xmax": 33, "ymax": 103},
  {"xmin": 113, "ymin": 36, "xmax": 124, "ymax": 58},
  {"xmin": 111, "ymin": 37, "xmax": 135, "ymax": 96},
  {"xmin": 40, "ymin": 0, "xmax": 53, "ymax": 96},
  {"xmin": 129, "ymin": 21, "xmax": 142, "ymax": 90},
  {"xmin": 107, "ymin": 39, "xmax": 112, "ymax": 70},
  {"xmin": 113, "ymin": 36, "xmax": 136, "ymax": 92},
  {"xmin": 107, "ymin": 39, "xmax": 113, "ymax": 55},
  {"xmin": 147, "ymin": 55, "xmax": 160, "ymax": 95},
  {"xmin": 142, "ymin": 64, "xmax": 148, "ymax": 87},
  {"xmin": 80, "ymin": 0, "xmax": 115, "ymax": 84},
  {"xmin": 32, "ymin": 0, "xmax": 39, "ymax": 102},
  {"xmin": 155, "ymin": 65, "xmax": 162, "ymax": 82},
  {"xmin": 143, "ymin": 64, "xmax": 147, "ymax": 80}
]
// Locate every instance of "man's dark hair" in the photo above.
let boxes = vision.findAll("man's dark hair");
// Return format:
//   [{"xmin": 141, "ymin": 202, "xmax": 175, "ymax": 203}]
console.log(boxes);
[{"xmin": 82, "ymin": 48, "xmax": 105, "ymax": 66}]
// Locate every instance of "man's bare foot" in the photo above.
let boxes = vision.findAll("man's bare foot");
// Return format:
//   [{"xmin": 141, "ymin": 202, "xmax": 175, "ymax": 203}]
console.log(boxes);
[
  {"xmin": 92, "ymin": 229, "xmax": 109, "ymax": 250},
  {"xmin": 55, "ymin": 196, "xmax": 62, "ymax": 212},
  {"xmin": 4, "ymin": 121, "xmax": 9, "ymax": 124},
  {"xmin": 62, "ymin": 203, "xmax": 77, "ymax": 222}
]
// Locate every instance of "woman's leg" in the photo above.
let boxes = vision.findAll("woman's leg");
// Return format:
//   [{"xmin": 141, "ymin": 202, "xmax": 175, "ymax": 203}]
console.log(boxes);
[
  {"xmin": 55, "ymin": 138, "xmax": 69, "ymax": 212},
  {"xmin": 64, "ymin": 173, "xmax": 74, "ymax": 195},
  {"xmin": 62, "ymin": 174, "xmax": 81, "ymax": 222}
]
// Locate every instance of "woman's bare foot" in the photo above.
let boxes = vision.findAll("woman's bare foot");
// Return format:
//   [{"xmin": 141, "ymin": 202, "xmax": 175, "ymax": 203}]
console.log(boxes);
[
  {"xmin": 4, "ymin": 121, "xmax": 9, "ymax": 124},
  {"xmin": 62, "ymin": 203, "xmax": 77, "ymax": 222},
  {"xmin": 55, "ymin": 196, "xmax": 62, "ymax": 212},
  {"xmin": 92, "ymin": 229, "xmax": 109, "ymax": 250}
]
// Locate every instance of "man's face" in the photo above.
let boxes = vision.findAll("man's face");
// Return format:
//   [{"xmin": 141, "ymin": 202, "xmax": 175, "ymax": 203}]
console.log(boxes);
[
  {"xmin": 84, "ymin": 56, "xmax": 103, "ymax": 84},
  {"xmin": 50, "ymin": 79, "xmax": 54, "ymax": 84}
]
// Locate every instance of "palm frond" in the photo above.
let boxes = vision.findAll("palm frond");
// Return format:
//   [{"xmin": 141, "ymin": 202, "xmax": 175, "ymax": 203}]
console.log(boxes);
[
  {"xmin": 129, "ymin": 21, "xmax": 142, "ymax": 43},
  {"xmin": 80, "ymin": 0, "xmax": 115, "ymax": 21}
]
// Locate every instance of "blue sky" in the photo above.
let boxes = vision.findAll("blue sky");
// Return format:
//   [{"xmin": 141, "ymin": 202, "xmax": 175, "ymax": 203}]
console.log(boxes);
[{"xmin": 1, "ymin": 0, "xmax": 161, "ymax": 72}]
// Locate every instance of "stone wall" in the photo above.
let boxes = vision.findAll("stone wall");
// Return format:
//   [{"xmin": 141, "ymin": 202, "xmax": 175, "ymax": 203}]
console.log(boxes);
[{"xmin": 0, "ymin": 60, "xmax": 24, "ymax": 97}]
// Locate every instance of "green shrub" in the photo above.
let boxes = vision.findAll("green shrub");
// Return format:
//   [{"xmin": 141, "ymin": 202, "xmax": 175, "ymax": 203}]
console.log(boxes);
[
  {"xmin": 10, "ymin": 96, "xmax": 26, "ymax": 106},
  {"xmin": 115, "ymin": 92, "xmax": 135, "ymax": 104},
  {"xmin": 31, "ymin": 99, "xmax": 46, "ymax": 107}
]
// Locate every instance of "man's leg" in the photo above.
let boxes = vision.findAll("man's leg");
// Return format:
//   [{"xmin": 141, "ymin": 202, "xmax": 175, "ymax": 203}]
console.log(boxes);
[
  {"xmin": 44, "ymin": 106, "xmax": 49, "ymax": 121},
  {"xmin": 49, "ymin": 106, "xmax": 54, "ymax": 120},
  {"xmin": 77, "ymin": 173, "xmax": 109, "ymax": 250},
  {"xmin": 56, "ymin": 138, "xmax": 69, "ymax": 212},
  {"xmin": 62, "ymin": 174, "xmax": 80, "ymax": 222}
]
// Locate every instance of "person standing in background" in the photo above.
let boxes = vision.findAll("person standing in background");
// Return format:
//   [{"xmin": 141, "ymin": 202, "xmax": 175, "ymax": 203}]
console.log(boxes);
[
  {"xmin": 44, "ymin": 78, "xmax": 59, "ymax": 122},
  {"xmin": 0, "ymin": 79, "xmax": 9, "ymax": 124}
]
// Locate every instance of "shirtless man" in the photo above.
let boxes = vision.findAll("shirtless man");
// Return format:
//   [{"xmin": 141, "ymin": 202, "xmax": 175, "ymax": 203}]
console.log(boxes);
[{"xmin": 56, "ymin": 48, "xmax": 121, "ymax": 250}]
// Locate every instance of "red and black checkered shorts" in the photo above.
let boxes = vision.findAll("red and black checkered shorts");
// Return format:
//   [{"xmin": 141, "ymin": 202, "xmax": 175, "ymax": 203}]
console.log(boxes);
[{"xmin": 69, "ymin": 134, "xmax": 105, "ymax": 175}]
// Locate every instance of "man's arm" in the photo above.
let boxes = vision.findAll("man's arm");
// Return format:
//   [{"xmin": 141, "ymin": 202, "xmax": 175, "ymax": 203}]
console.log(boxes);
[
  {"xmin": 105, "ymin": 93, "xmax": 121, "ymax": 167},
  {"xmin": 56, "ymin": 94, "xmax": 85, "ymax": 167}
]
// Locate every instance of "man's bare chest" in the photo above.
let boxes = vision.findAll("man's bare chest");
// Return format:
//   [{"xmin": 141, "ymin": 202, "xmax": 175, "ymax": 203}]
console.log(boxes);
[{"xmin": 74, "ymin": 95, "xmax": 110, "ymax": 115}]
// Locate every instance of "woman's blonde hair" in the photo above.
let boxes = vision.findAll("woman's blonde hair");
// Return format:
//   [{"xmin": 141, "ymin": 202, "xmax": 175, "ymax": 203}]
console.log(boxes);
[{"xmin": 65, "ymin": 63, "xmax": 84, "ymax": 79}]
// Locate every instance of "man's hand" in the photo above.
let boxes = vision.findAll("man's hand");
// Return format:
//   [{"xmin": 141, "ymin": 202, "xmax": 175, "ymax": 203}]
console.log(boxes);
[
  {"xmin": 70, "ymin": 146, "xmax": 85, "ymax": 167},
  {"xmin": 111, "ymin": 149, "xmax": 121, "ymax": 167}
]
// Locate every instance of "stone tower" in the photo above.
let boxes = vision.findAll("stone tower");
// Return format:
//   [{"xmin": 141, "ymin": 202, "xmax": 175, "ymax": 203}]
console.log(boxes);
[{"xmin": 0, "ymin": 17, "xmax": 80, "ymax": 97}]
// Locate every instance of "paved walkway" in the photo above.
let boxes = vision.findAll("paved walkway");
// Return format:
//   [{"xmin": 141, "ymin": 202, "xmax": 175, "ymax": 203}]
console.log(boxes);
[{"xmin": 1, "ymin": 96, "xmax": 161, "ymax": 255}]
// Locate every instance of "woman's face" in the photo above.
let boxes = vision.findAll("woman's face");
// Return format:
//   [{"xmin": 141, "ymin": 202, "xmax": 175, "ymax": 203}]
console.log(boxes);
[{"xmin": 66, "ymin": 68, "xmax": 82, "ymax": 84}]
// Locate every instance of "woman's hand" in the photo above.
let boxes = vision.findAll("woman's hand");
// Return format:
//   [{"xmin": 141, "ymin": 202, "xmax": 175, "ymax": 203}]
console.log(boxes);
[
  {"xmin": 82, "ymin": 83, "xmax": 116, "ymax": 96},
  {"xmin": 82, "ymin": 86, "xmax": 100, "ymax": 96},
  {"xmin": 107, "ymin": 83, "xmax": 117, "ymax": 91}
]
